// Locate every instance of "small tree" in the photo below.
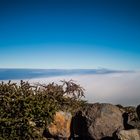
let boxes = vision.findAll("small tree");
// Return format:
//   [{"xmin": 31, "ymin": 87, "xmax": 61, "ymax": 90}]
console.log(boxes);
[{"xmin": 0, "ymin": 80, "xmax": 85, "ymax": 139}]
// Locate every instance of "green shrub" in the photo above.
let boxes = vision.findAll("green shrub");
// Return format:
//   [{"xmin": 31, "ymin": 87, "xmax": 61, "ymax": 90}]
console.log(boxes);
[{"xmin": 0, "ymin": 80, "xmax": 85, "ymax": 139}]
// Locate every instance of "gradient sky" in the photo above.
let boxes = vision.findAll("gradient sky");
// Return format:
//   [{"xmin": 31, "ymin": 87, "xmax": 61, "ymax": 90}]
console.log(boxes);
[{"xmin": 0, "ymin": 0, "xmax": 140, "ymax": 70}]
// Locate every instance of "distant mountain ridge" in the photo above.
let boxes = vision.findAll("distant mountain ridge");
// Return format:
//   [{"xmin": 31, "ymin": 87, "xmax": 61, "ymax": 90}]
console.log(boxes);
[{"xmin": 0, "ymin": 68, "xmax": 132, "ymax": 80}]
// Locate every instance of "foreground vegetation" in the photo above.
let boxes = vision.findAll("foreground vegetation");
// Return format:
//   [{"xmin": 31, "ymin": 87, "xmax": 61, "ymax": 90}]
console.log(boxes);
[{"xmin": 0, "ymin": 80, "xmax": 85, "ymax": 140}]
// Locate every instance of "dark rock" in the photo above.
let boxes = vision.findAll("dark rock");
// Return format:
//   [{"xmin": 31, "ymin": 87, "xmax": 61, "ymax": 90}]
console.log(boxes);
[
  {"xmin": 117, "ymin": 105, "xmax": 140, "ymax": 130},
  {"xmin": 71, "ymin": 103, "xmax": 124, "ymax": 140},
  {"xmin": 124, "ymin": 106, "xmax": 137, "ymax": 122},
  {"xmin": 70, "ymin": 111, "xmax": 93, "ymax": 139},
  {"xmin": 122, "ymin": 112, "xmax": 135, "ymax": 130},
  {"xmin": 136, "ymin": 105, "xmax": 140, "ymax": 120}
]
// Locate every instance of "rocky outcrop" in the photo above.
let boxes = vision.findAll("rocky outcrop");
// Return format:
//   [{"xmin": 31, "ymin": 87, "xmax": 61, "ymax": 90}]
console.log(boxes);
[
  {"xmin": 116, "ymin": 105, "xmax": 137, "ymax": 121},
  {"xmin": 71, "ymin": 103, "xmax": 124, "ymax": 140},
  {"xmin": 47, "ymin": 111, "xmax": 72, "ymax": 139},
  {"xmin": 117, "ymin": 105, "xmax": 140, "ymax": 130},
  {"xmin": 117, "ymin": 129, "xmax": 140, "ymax": 140},
  {"xmin": 29, "ymin": 104, "xmax": 140, "ymax": 140}
]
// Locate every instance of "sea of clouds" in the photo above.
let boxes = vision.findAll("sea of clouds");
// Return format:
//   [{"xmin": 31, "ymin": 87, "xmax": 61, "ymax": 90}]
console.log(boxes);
[{"xmin": 1, "ymin": 70, "xmax": 140, "ymax": 106}]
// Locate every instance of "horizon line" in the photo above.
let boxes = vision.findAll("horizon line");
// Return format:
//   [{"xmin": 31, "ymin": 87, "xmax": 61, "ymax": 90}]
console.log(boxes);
[{"xmin": 0, "ymin": 67, "xmax": 135, "ymax": 72}]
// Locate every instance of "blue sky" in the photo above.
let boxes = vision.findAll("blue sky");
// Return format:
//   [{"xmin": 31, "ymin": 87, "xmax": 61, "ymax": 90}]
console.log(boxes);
[{"xmin": 0, "ymin": 0, "xmax": 140, "ymax": 70}]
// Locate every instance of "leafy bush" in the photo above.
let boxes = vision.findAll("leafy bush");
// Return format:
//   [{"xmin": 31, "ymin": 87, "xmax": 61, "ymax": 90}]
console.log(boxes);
[{"xmin": 0, "ymin": 80, "xmax": 85, "ymax": 139}]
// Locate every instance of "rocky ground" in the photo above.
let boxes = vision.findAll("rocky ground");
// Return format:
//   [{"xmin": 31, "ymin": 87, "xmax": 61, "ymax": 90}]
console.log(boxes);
[
  {"xmin": 31, "ymin": 103, "xmax": 140, "ymax": 140},
  {"xmin": 44, "ymin": 103, "xmax": 140, "ymax": 140}
]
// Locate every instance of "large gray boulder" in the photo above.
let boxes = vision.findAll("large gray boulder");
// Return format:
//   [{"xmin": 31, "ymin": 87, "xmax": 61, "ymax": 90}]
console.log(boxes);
[{"xmin": 72, "ymin": 103, "xmax": 124, "ymax": 140}]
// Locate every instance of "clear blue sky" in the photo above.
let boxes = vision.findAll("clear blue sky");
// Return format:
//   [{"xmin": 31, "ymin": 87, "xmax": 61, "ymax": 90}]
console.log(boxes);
[{"xmin": 0, "ymin": 0, "xmax": 140, "ymax": 70}]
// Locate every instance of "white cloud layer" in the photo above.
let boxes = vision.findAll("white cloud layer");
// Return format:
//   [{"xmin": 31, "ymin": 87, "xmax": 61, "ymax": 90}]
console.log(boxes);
[{"xmin": 1, "ymin": 72, "xmax": 140, "ymax": 106}]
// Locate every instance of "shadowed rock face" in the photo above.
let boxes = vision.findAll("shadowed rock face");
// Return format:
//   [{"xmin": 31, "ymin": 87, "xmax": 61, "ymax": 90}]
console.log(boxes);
[
  {"xmin": 122, "ymin": 112, "xmax": 135, "ymax": 130},
  {"xmin": 70, "ymin": 111, "xmax": 93, "ymax": 140},
  {"xmin": 136, "ymin": 105, "xmax": 140, "ymax": 120},
  {"xmin": 71, "ymin": 103, "xmax": 124, "ymax": 140},
  {"xmin": 117, "ymin": 105, "xmax": 140, "ymax": 130}
]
